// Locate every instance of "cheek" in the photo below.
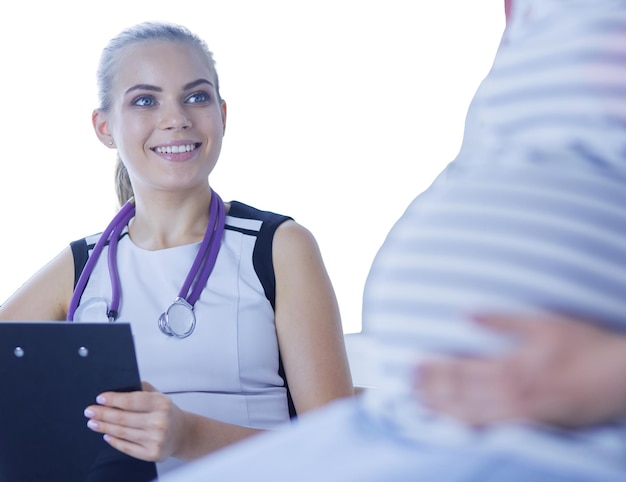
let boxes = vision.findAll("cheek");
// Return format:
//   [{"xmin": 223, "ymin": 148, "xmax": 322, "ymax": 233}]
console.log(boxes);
[
  {"xmin": 115, "ymin": 119, "xmax": 151, "ymax": 150},
  {"xmin": 198, "ymin": 104, "xmax": 226, "ymax": 129}
]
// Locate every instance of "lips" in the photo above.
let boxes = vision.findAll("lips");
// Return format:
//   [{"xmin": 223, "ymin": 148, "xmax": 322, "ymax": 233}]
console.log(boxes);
[{"xmin": 151, "ymin": 142, "xmax": 201, "ymax": 162}]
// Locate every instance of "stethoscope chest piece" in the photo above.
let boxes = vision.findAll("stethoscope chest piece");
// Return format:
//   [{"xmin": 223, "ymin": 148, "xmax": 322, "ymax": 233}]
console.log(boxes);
[
  {"xmin": 158, "ymin": 297, "xmax": 196, "ymax": 339},
  {"xmin": 68, "ymin": 190, "xmax": 225, "ymax": 340}
]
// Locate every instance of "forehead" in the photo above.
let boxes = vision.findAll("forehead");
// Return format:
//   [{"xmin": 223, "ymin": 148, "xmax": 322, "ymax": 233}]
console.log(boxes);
[{"xmin": 113, "ymin": 40, "xmax": 216, "ymax": 89}]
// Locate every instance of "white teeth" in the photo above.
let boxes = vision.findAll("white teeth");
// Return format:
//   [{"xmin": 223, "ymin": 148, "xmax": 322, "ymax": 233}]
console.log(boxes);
[{"xmin": 155, "ymin": 144, "xmax": 196, "ymax": 154}]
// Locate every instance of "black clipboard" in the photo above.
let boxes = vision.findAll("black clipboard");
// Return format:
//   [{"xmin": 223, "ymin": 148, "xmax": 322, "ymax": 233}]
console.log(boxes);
[{"xmin": 0, "ymin": 322, "xmax": 157, "ymax": 482}]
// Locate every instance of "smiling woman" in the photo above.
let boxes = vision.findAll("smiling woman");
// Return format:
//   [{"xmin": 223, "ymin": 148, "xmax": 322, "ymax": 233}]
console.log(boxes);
[
  {"xmin": 0, "ymin": 20, "xmax": 354, "ymax": 480},
  {"xmin": 0, "ymin": 2, "xmax": 503, "ymax": 333}
]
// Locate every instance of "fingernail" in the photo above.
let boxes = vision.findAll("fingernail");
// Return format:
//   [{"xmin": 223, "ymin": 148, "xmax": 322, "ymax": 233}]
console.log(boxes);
[
  {"xmin": 96, "ymin": 395, "xmax": 106, "ymax": 404},
  {"xmin": 87, "ymin": 420, "xmax": 99, "ymax": 430},
  {"xmin": 84, "ymin": 408, "xmax": 95, "ymax": 418}
]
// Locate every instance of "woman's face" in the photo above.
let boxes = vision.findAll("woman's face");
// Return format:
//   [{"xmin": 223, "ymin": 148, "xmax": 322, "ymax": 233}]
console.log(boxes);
[{"xmin": 95, "ymin": 40, "xmax": 226, "ymax": 197}]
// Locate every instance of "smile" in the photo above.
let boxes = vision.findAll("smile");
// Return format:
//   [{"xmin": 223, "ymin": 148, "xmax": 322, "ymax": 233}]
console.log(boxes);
[{"xmin": 153, "ymin": 143, "xmax": 200, "ymax": 154}]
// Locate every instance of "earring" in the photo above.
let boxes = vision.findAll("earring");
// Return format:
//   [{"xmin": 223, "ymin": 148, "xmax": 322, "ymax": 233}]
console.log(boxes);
[{"xmin": 108, "ymin": 140, "xmax": 113, "ymax": 146}]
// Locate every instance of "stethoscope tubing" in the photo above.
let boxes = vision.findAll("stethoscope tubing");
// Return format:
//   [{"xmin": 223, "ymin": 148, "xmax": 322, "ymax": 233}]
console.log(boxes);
[
  {"xmin": 67, "ymin": 199, "xmax": 135, "ymax": 321},
  {"xmin": 108, "ymin": 205, "xmax": 135, "ymax": 319},
  {"xmin": 67, "ymin": 191, "xmax": 225, "ymax": 326},
  {"xmin": 187, "ymin": 197, "xmax": 224, "ymax": 306}
]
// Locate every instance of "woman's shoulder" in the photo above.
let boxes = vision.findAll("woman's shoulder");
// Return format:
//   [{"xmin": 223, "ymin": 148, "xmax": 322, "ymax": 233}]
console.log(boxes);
[
  {"xmin": 226, "ymin": 201, "xmax": 317, "ymax": 261},
  {"xmin": 226, "ymin": 201, "xmax": 319, "ymax": 243}
]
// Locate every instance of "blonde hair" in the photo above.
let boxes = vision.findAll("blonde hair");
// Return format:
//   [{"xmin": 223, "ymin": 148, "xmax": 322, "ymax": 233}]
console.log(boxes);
[{"xmin": 114, "ymin": 157, "xmax": 134, "ymax": 206}]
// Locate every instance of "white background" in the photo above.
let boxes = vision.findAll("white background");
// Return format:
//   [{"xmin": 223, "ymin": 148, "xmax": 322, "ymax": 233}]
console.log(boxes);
[{"xmin": 0, "ymin": 1, "xmax": 504, "ymax": 333}]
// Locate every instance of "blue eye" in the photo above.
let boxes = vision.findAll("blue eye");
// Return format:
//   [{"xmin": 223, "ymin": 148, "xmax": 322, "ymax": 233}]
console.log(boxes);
[
  {"xmin": 132, "ymin": 95, "xmax": 156, "ymax": 107},
  {"xmin": 187, "ymin": 92, "xmax": 209, "ymax": 104}
]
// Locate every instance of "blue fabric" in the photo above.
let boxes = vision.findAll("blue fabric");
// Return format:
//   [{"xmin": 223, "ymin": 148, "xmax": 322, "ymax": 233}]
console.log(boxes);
[{"xmin": 159, "ymin": 397, "xmax": 624, "ymax": 482}]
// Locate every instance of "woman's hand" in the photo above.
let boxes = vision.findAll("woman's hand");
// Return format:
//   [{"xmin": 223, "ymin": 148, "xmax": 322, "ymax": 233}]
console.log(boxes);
[
  {"xmin": 84, "ymin": 381, "xmax": 186, "ymax": 462},
  {"xmin": 415, "ymin": 313, "xmax": 626, "ymax": 428}
]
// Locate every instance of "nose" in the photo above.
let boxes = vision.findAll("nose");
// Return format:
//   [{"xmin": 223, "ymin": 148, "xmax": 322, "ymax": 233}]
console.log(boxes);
[{"xmin": 159, "ymin": 103, "xmax": 192, "ymax": 131}]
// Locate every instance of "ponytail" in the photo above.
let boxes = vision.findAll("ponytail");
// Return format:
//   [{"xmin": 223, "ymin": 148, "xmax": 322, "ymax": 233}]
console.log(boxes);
[{"xmin": 114, "ymin": 156, "xmax": 134, "ymax": 206}]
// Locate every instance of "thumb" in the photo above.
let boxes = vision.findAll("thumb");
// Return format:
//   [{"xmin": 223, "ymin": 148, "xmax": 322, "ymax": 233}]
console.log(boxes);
[{"xmin": 141, "ymin": 381, "xmax": 158, "ymax": 392}]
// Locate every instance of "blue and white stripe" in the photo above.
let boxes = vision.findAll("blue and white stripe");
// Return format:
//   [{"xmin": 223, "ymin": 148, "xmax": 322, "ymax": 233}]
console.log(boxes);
[{"xmin": 362, "ymin": 0, "xmax": 626, "ymax": 477}]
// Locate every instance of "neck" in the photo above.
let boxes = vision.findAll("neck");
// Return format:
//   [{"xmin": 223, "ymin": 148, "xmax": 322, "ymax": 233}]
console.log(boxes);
[{"xmin": 128, "ymin": 188, "xmax": 214, "ymax": 250}]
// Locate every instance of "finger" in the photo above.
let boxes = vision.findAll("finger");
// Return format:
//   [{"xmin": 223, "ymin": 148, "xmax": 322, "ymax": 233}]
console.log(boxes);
[
  {"xmin": 86, "ymin": 403, "xmax": 147, "ymax": 431},
  {"xmin": 471, "ymin": 312, "xmax": 545, "ymax": 339},
  {"xmin": 142, "ymin": 380, "xmax": 157, "ymax": 392},
  {"xmin": 416, "ymin": 359, "xmax": 465, "ymax": 405},
  {"xmin": 417, "ymin": 356, "xmax": 503, "ymax": 391},
  {"xmin": 86, "ymin": 405, "xmax": 168, "ymax": 455},
  {"xmin": 417, "ymin": 362, "xmax": 484, "ymax": 424},
  {"xmin": 96, "ymin": 406, "xmax": 171, "ymax": 463},
  {"xmin": 85, "ymin": 404, "xmax": 171, "ymax": 461},
  {"xmin": 103, "ymin": 432, "xmax": 145, "ymax": 459},
  {"xmin": 87, "ymin": 413, "xmax": 144, "ymax": 440},
  {"xmin": 102, "ymin": 430, "xmax": 162, "ymax": 462},
  {"xmin": 416, "ymin": 358, "xmax": 518, "ymax": 426},
  {"xmin": 95, "ymin": 390, "xmax": 156, "ymax": 412}
]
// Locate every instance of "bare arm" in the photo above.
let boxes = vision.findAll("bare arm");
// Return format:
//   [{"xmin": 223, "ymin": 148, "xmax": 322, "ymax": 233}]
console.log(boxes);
[
  {"xmin": 0, "ymin": 246, "xmax": 74, "ymax": 321},
  {"xmin": 416, "ymin": 313, "xmax": 626, "ymax": 428},
  {"xmin": 273, "ymin": 220, "xmax": 354, "ymax": 413}
]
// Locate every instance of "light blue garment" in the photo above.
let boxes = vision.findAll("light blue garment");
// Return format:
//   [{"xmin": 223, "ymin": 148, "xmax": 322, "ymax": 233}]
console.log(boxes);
[{"xmin": 159, "ymin": 397, "xmax": 625, "ymax": 482}]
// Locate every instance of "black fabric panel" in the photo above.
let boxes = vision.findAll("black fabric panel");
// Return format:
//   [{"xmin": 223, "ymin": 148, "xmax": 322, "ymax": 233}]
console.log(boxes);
[
  {"xmin": 227, "ymin": 201, "xmax": 297, "ymax": 418},
  {"xmin": 70, "ymin": 238, "xmax": 90, "ymax": 289}
]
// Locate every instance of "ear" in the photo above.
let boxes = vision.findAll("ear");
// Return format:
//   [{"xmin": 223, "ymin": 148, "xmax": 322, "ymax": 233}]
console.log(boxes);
[
  {"xmin": 92, "ymin": 109, "xmax": 116, "ymax": 148},
  {"xmin": 220, "ymin": 100, "xmax": 227, "ymax": 135}
]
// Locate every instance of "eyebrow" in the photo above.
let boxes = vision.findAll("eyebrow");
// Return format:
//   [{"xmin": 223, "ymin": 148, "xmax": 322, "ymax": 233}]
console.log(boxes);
[
  {"xmin": 125, "ymin": 78, "xmax": 215, "ymax": 95},
  {"xmin": 184, "ymin": 78, "xmax": 214, "ymax": 90}
]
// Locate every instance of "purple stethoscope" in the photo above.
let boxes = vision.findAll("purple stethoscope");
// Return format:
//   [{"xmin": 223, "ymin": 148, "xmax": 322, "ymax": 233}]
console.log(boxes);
[{"xmin": 66, "ymin": 190, "xmax": 225, "ymax": 339}]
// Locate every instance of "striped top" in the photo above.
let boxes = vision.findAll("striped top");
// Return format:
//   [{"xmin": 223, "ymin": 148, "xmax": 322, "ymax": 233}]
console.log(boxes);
[{"xmin": 361, "ymin": 0, "xmax": 626, "ymax": 478}]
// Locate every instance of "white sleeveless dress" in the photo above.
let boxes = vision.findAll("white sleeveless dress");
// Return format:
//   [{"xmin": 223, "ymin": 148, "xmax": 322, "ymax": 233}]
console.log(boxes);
[{"xmin": 72, "ymin": 201, "xmax": 293, "ymax": 476}]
